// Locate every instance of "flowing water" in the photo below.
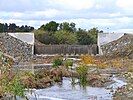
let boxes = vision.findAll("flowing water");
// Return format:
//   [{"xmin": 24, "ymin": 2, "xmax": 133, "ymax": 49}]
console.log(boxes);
[{"xmin": 26, "ymin": 76, "xmax": 127, "ymax": 100}]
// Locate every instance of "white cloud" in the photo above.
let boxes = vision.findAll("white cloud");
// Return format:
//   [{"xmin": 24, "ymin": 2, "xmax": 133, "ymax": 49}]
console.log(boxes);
[
  {"xmin": 34, "ymin": 9, "xmax": 60, "ymax": 18},
  {"xmin": 0, "ymin": 19, "xmax": 42, "ymax": 28},
  {"xmin": 95, "ymin": 4, "xmax": 103, "ymax": 9},
  {"xmin": 116, "ymin": 0, "xmax": 133, "ymax": 10},
  {"xmin": 117, "ymin": 17, "xmax": 132, "ymax": 23},
  {"xmin": 51, "ymin": 0, "xmax": 94, "ymax": 10},
  {"xmin": 114, "ymin": 29, "xmax": 133, "ymax": 33},
  {"xmin": 0, "ymin": 0, "xmax": 133, "ymax": 33},
  {"xmin": 0, "ymin": 9, "xmax": 61, "ymax": 20},
  {"xmin": 109, "ymin": 12, "xmax": 121, "ymax": 17}
]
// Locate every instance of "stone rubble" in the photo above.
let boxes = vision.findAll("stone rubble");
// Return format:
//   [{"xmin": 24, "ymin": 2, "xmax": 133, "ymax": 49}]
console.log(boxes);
[
  {"xmin": 0, "ymin": 33, "xmax": 33, "ymax": 62},
  {"xmin": 101, "ymin": 34, "xmax": 133, "ymax": 58}
]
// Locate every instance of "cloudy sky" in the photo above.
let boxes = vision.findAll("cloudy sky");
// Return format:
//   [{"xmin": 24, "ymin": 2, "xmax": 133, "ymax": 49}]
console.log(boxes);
[{"xmin": 0, "ymin": 0, "xmax": 133, "ymax": 33}]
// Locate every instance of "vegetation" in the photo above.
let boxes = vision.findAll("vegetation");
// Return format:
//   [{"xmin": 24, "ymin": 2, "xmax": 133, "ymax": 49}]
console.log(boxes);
[
  {"xmin": 80, "ymin": 55, "xmax": 107, "ymax": 69},
  {"xmin": 54, "ymin": 30, "xmax": 77, "ymax": 44},
  {"xmin": 0, "ymin": 51, "xmax": 26, "ymax": 99},
  {"xmin": 39, "ymin": 21, "xmax": 59, "ymax": 32},
  {"xmin": 64, "ymin": 59, "xmax": 73, "ymax": 69},
  {"xmin": 0, "ymin": 21, "xmax": 103, "ymax": 45},
  {"xmin": 34, "ymin": 21, "xmax": 103, "ymax": 45},
  {"xmin": 52, "ymin": 57, "xmax": 63, "ymax": 68},
  {"xmin": 80, "ymin": 55, "xmax": 95, "ymax": 65},
  {"xmin": 0, "ymin": 23, "xmax": 34, "ymax": 32},
  {"xmin": 76, "ymin": 64, "xmax": 88, "ymax": 86},
  {"xmin": 5, "ymin": 75, "xmax": 25, "ymax": 99},
  {"xmin": 34, "ymin": 29, "xmax": 58, "ymax": 44}
]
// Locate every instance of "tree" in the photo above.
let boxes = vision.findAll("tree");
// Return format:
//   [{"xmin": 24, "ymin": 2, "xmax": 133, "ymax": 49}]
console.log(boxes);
[
  {"xmin": 39, "ymin": 21, "xmax": 59, "ymax": 32},
  {"xmin": 0, "ymin": 23, "xmax": 4, "ymax": 33},
  {"xmin": 76, "ymin": 29, "xmax": 93, "ymax": 45},
  {"xmin": 35, "ymin": 21, "xmax": 102, "ymax": 45},
  {"xmin": 34, "ymin": 29, "xmax": 57, "ymax": 44},
  {"xmin": 76, "ymin": 28, "xmax": 102, "ymax": 45},
  {"xmin": 0, "ymin": 23, "xmax": 34, "ymax": 32},
  {"xmin": 54, "ymin": 30, "xmax": 77, "ymax": 44},
  {"xmin": 3, "ymin": 23, "xmax": 8, "ymax": 32},
  {"xmin": 8, "ymin": 23, "xmax": 17, "ymax": 32},
  {"xmin": 59, "ymin": 22, "xmax": 76, "ymax": 33},
  {"xmin": 88, "ymin": 27, "xmax": 99, "ymax": 44}
]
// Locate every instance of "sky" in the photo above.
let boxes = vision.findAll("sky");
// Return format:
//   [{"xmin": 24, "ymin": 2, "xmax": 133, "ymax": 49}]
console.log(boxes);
[{"xmin": 0, "ymin": 0, "xmax": 133, "ymax": 33}]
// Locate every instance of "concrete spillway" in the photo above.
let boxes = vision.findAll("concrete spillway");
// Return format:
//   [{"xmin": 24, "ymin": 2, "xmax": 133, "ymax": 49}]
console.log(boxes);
[
  {"xmin": 8, "ymin": 33, "xmax": 34, "ymax": 45},
  {"xmin": 8, "ymin": 33, "xmax": 34, "ymax": 55}
]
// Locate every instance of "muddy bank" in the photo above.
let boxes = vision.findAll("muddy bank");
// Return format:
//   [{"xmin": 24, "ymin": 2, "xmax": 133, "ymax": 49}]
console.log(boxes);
[{"xmin": 20, "ymin": 66, "xmax": 116, "ymax": 89}]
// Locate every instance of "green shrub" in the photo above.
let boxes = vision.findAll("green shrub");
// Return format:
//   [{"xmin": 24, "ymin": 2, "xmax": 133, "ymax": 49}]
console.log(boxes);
[
  {"xmin": 52, "ymin": 58, "xmax": 63, "ymax": 68},
  {"xmin": 0, "ymin": 51, "xmax": 25, "ymax": 99},
  {"xmin": 64, "ymin": 59, "xmax": 73, "ymax": 69},
  {"xmin": 6, "ymin": 76, "xmax": 25, "ymax": 97},
  {"xmin": 76, "ymin": 64, "xmax": 88, "ymax": 86}
]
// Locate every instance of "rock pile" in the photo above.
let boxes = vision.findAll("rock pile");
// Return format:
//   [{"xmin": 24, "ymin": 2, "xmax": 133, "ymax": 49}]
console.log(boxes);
[
  {"xmin": 0, "ymin": 33, "xmax": 33, "ymax": 62},
  {"xmin": 101, "ymin": 34, "xmax": 133, "ymax": 58}
]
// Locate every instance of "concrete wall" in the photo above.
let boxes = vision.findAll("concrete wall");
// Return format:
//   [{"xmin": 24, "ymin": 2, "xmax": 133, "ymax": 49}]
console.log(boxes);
[{"xmin": 34, "ymin": 44, "xmax": 98, "ymax": 55}]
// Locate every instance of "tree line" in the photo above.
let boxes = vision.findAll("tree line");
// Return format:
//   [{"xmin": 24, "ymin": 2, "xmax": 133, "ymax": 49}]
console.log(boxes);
[
  {"xmin": 0, "ymin": 21, "xmax": 103, "ymax": 45},
  {"xmin": 0, "ymin": 23, "xmax": 34, "ymax": 32},
  {"xmin": 34, "ymin": 21, "xmax": 103, "ymax": 45}
]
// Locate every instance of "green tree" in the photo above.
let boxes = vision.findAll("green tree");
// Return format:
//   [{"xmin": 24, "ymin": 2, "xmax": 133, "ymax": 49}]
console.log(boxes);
[
  {"xmin": 3, "ymin": 23, "xmax": 8, "ymax": 32},
  {"xmin": 59, "ymin": 22, "xmax": 76, "ymax": 33},
  {"xmin": 54, "ymin": 30, "xmax": 77, "ymax": 44},
  {"xmin": 34, "ymin": 29, "xmax": 44, "ymax": 43},
  {"xmin": 0, "ymin": 23, "xmax": 34, "ymax": 32},
  {"xmin": 76, "ymin": 28, "xmax": 102, "ymax": 45},
  {"xmin": 88, "ymin": 27, "xmax": 99, "ymax": 44},
  {"xmin": 39, "ymin": 21, "xmax": 59, "ymax": 32},
  {"xmin": 0, "ymin": 23, "xmax": 4, "ymax": 33},
  {"xmin": 76, "ymin": 29, "xmax": 93, "ymax": 45},
  {"xmin": 34, "ymin": 29, "xmax": 57, "ymax": 44}
]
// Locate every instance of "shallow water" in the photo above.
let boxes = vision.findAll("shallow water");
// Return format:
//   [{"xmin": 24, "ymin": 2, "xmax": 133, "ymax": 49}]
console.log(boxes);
[{"xmin": 26, "ymin": 76, "xmax": 126, "ymax": 100}]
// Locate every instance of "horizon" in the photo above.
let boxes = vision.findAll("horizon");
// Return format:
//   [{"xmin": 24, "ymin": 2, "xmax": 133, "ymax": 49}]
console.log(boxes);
[{"xmin": 0, "ymin": 0, "xmax": 133, "ymax": 33}]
